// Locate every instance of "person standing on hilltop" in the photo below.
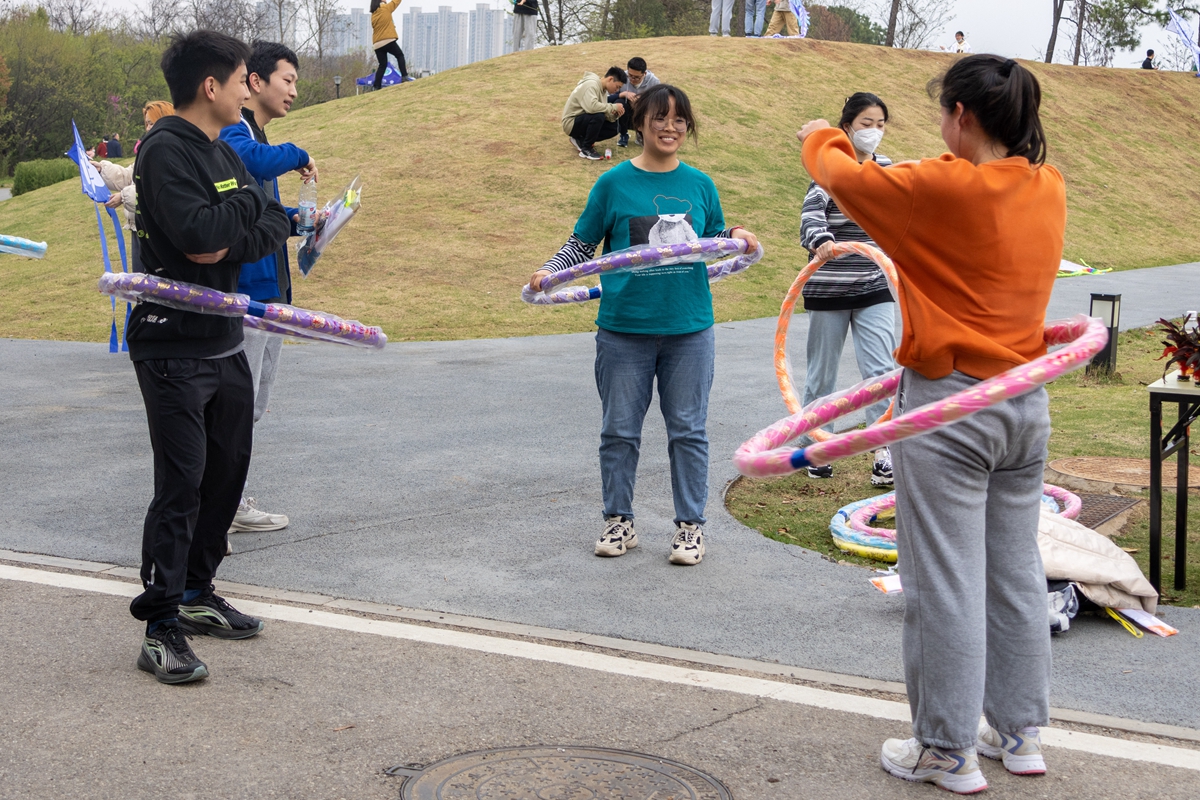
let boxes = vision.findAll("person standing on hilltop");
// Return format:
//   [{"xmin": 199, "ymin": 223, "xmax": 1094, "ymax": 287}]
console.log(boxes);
[
  {"xmin": 1142, "ymin": 49, "xmax": 1158, "ymax": 69},
  {"xmin": 370, "ymin": 0, "xmax": 410, "ymax": 90},
  {"xmin": 764, "ymin": 0, "xmax": 799, "ymax": 37},
  {"xmin": 512, "ymin": 0, "xmax": 537, "ymax": 52},
  {"xmin": 940, "ymin": 31, "xmax": 972, "ymax": 53},
  {"xmin": 709, "ymin": 0, "xmax": 734, "ymax": 36}
]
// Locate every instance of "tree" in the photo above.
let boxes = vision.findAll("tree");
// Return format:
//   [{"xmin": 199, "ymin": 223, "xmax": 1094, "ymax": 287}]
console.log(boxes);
[
  {"xmin": 43, "ymin": 0, "xmax": 101, "ymax": 36},
  {"xmin": 812, "ymin": 5, "xmax": 886, "ymax": 43},
  {"xmin": 888, "ymin": 0, "xmax": 952, "ymax": 48},
  {"xmin": 884, "ymin": 0, "xmax": 899, "ymax": 45},
  {"xmin": 123, "ymin": 0, "xmax": 187, "ymax": 42},
  {"xmin": 1045, "ymin": 0, "xmax": 1070, "ymax": 62}
]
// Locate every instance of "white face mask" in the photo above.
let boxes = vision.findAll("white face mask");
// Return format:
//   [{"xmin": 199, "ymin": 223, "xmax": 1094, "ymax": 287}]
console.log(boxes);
[{"xmin": 851, "ymin": 127, "xmax": 884, "ymax": 155}]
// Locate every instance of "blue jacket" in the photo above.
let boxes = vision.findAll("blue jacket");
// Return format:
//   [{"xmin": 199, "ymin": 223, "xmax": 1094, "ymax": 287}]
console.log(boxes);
[{"xmin": 218, "ymin": 110, "xmax": 308, "ymax": 302}]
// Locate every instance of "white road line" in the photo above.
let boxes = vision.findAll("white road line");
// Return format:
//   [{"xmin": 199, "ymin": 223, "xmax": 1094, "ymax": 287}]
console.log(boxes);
[{"xmin": 4, "ymin": 563, "xmax": 1198, "ymax": 772}]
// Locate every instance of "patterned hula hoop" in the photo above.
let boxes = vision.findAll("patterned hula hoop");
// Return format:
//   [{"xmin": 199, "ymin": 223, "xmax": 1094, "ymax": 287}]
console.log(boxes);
[
  {"xmin": 735, "ymin": 243, "xmax": 1110, "ymax": 478},
  {"xmin": 0, "ymin": 234, "xmax": 48, "ymax": 259},
  {"xmin": 98, "ymin": 272, "xmax": 387, "ymax": 349},
  {"xmin": 521, "ymin": 238, "xmax": 764, "ymax": 305},
  {"xmin": 831, "ymin": 484, "xmax": 1082, "ymax": 563}
]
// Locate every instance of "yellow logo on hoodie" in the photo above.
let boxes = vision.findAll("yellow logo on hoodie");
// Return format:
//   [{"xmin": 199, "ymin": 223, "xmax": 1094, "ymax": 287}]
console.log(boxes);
[{"xmin": 213, "ymin": 178, "xmax": 238, "ymax": 193}]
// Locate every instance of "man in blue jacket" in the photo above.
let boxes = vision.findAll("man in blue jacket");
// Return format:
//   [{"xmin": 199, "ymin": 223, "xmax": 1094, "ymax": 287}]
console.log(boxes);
[{"xmin": 219, "ymin": 40, "xmax": 317, "ymax": 541}]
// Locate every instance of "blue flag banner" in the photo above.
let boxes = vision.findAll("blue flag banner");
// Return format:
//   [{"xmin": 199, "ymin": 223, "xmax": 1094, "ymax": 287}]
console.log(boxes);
[
  {"xmin": 790, "ymin": 0, "xmax": 809, "ymax": 37},
  {"xmin": 68, "ymin": 120, "xmax": 130, "ymax": 352}
]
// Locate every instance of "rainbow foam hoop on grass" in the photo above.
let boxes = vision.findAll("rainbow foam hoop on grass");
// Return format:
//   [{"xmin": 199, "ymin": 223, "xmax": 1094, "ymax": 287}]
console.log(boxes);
[
  {"xmin": 830, "ymin": 484, "xmax": 1083, "ymax": 562},
  {"xmin": 521, "ymin": 237, "xmax": 764, "ymax": 305},
  {"xmin": 98, "ymin": 272, "xmax": 386, "ymax": 349},
  {"xmin": 735, "ymin": 242, "xmax": 1110, "ymax": 478}
]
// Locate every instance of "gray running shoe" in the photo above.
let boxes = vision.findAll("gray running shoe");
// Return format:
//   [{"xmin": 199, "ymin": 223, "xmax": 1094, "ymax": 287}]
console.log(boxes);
[
  {"xmin": 880, "ymin": 738, "xmax": 988, "ymax": 795},
  {"xmin": 179, "ymin": 592, "xmax": 264, "ymax": 640},
  {"xmin": 976, "ymin": 721, "xmax": 1046, "ymax": 775},
  {"xmin": 229, "ymin": 497, "xmax": 288, "ymax": 533},
  {"xmin": 137, "ymin": 622, "xmax": 209, "ymax": 684}
]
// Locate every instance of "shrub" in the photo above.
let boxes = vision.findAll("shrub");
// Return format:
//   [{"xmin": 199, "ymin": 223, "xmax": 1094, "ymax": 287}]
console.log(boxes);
[{"xmin": 12, "ymin": 158, "xmax": 78, "ymax": 196}]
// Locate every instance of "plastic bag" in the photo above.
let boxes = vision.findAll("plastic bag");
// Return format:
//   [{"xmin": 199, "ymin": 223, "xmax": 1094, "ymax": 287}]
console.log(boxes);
[{"xmin": 297, "ymin": 176, "xmax": 362, "ymax": 277}]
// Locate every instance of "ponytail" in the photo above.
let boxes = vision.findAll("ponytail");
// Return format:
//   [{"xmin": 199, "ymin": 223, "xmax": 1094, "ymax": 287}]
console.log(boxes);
[{"xmin": 927, "ymin": 54, "xmax": 1047, "ymax": 165}]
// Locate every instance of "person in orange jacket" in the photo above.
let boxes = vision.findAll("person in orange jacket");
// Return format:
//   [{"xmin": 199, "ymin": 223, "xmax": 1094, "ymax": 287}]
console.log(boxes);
[{"xmin": 799, "ymin": 54, "xmax": 1064, "ymax": 794}]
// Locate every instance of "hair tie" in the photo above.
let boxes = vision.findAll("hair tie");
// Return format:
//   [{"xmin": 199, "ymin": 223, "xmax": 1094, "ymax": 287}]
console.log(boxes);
[{"xmin": 1002, "ymin": 59, "xmax": 1018, "ymax": 76}]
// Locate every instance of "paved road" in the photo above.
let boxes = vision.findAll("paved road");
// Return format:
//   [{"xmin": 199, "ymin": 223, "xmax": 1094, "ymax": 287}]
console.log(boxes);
[
  {"xmin": 2, "ymin": 575, "xmax": 1195, "ymax": 799},
  {"xmin": 1, "ymin": 264, "xmax": 1197, "ymax": 733}
]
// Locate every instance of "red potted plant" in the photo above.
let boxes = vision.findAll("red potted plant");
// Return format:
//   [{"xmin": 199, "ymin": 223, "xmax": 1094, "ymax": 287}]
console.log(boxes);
[{"xmin": 1156, "ymin": 314, "xmax": 1200, "ymax": 381}]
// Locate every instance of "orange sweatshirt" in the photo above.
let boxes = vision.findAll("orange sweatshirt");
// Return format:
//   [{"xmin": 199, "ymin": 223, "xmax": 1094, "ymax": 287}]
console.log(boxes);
[{"xmin": 801, "ymin": 128, "xmax": 1066, "ymax": 381}]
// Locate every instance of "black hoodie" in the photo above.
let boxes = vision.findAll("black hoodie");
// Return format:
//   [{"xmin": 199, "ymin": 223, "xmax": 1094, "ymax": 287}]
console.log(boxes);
[{"xmin": 127, "ymin": 115, "xmax": 291, "ymax": 361}]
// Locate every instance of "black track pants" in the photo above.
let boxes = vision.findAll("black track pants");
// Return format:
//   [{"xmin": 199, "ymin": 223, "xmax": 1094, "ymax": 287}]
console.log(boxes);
[
  {"xmin": 374, "ymin": 41, "xmax": 407, "ymax": 89},
  {"xmin": 130, "ymin": 354, "xmax": 254, "ymax": 623}
]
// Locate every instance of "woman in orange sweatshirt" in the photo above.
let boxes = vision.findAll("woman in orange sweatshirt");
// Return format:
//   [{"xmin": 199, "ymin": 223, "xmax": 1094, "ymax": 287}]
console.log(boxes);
[{"xmin": 799, "ymin": 55, "xmax": 1064, "ymax": 794}]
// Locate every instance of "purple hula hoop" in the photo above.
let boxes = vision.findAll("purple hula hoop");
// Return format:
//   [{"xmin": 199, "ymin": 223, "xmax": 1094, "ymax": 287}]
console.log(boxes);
[{"xmin": 98, "ymin": 272, "xmax": 386, "ymax": 349}]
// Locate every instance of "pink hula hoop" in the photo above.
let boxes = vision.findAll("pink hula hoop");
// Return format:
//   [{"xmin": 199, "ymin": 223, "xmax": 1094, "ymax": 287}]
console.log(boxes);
[{"xmin": 735, "ymin": 244, "xmax": 1110, "ymax": 478}]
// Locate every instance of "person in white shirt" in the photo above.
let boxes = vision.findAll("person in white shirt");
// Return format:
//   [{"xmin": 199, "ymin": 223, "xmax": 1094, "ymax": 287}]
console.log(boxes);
[{"xmin": 941, "ymin": 31, "xmax": 971, "ymax": 54}]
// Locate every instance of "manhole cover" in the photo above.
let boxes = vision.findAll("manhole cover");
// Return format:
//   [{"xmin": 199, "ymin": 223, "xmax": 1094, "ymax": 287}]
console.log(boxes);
[
  {"xmin": 389, "ymin": 746, "xmax": 733, "ymax": 799},
  {"xmin": 1076, "ymin": 494, "xmax": 1142, "ymax": 531},
  {"xmin": 1049, "ymin": 457, "xmax": 1200, "ymax": 489}
]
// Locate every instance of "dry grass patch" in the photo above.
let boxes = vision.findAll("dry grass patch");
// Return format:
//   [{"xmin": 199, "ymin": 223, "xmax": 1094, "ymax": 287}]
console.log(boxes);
[{"xmin": 2, "ymin": 37, "xmax": 1199, "ymax": 343}]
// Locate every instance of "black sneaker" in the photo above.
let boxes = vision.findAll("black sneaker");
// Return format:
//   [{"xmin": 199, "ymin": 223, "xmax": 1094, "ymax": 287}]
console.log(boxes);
[
  {"xmin": 807, "ymin": 464, "xmax": 833, "ymax": 479},
  {"xmin": 871, "ymin": 447, "xmax": 894, "ymax": 486},
  {"xmin": 137, "ymin": 622, "xmax": 209, "ymax": 684},
  {"xmin": 617, "ymin": 133, "xmax": 629, "ymax": 147},
  {"xmin": 579, "ymin": 147, "xmax": 603, "ymax": 161},
  {"xmin": 179, "ymin": 592, "xmax": 264, "ymax": 640}
]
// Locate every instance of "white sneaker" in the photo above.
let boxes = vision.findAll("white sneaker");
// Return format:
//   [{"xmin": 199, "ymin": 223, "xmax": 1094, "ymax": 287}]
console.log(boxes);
[
  {"xmin": 568, "ymin": 136, "xmax": 582, "ymax": 153},
  {"xmin": 872, "ymin": 447, "xmax": 894, "ymax": 486},
  {"xmin": 976, "ymin": 721, "xmax": 1046, "ymax": 775},
  {"xmin": 595, "ymin": 515, "xmax": 637, "ymax": 557},
  {"xmin": 669, "ymin": 522, "xmax": 705, "ymax": 565},
  {"xmin": 229, "ymin": 497, "xmax": 289, "ymax": 533},
  {"xmin": 880, "ymin": 737, "xmax": 988, "ymax": 794}
]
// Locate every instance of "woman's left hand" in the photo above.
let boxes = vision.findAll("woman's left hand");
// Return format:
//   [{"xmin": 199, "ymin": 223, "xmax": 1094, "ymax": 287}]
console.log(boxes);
[
  {"xmin": 731, "ymin": 227, "xmax": 759, "ymax": 254},
  {"xmin": 797, "ymin": 119, "xmax": 831, "ymax": 143}
]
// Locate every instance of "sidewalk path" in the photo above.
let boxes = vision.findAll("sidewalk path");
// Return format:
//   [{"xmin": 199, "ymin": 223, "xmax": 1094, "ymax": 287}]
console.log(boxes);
[
  {"xmin": 2, "ymin": 572, "xmax": 1195, "ymax": 799},
  {"xmin": 1, "ymin": 263, "xmax": 1197, "ymax": 731}
]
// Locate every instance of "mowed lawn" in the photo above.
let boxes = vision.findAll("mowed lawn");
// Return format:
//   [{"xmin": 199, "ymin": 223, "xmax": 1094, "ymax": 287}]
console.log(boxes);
[{"xmin": 2, "ymin": 36, "xmax": 1199, "ymax": 343}]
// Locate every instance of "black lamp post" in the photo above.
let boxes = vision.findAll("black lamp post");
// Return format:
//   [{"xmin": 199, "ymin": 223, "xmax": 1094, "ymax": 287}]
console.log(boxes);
[
  {"xmin": 334, "ymin": 75, "xmax": 341, "ymax": 99},
  {"xmin": 1087, "ymin": 293, "xmax": 1121, "ymax": 374}
]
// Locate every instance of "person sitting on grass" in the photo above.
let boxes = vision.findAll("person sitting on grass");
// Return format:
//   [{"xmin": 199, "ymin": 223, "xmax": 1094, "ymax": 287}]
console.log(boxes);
[
  {"xmin": 533, "ymin": 83, "xmax": 759, "ymax": 567},
  {"xmin": 615, "ymin": 57, "xmax": 661, "ymax": 148},
  {"xmin": 561, "ymin": 66, "xmax": 627, "ymax": 161}
]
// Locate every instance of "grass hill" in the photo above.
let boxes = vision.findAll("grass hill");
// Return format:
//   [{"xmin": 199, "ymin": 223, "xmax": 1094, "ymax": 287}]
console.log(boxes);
[{"xmin": 2, "ymin": 36, "xmax": 1199, "ymax": 344}]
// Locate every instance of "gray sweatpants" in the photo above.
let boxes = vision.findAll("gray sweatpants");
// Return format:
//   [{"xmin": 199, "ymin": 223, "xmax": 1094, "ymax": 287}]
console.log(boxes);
[
  {"xmin": 242, "ymin": 326, "xmax": 282, "ymax": 425},
  {"xmin": 892, "ymin": 369, "xmax": 1051, "ymax": 750}
]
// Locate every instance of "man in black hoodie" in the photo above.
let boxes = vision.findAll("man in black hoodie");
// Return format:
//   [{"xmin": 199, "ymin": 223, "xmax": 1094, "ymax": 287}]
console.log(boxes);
[{"xmin": 126, "ymin": 30, "xmax": 291, "ymax": 685}]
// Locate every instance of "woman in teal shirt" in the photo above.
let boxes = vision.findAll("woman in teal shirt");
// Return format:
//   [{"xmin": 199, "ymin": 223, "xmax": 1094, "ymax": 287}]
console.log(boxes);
[{"xmin": 529, "ymin": 84, "xmax": 758, "ymax": 566}]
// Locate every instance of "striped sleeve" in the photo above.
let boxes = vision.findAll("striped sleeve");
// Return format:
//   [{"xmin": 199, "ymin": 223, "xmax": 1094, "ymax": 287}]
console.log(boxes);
[
  {"xmin": 541, "ymin": 234, "xmax": 600, "ymax": 273},
  {"xmin": 800, "ymin": 181, "xmax": 835, "ymax": 252}
]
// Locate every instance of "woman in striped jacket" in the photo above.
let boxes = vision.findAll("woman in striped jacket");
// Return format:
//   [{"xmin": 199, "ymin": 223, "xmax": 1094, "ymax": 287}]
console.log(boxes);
[{"xmin": 799, "ymin": 92, "xmax": 897, "ymax": 485}]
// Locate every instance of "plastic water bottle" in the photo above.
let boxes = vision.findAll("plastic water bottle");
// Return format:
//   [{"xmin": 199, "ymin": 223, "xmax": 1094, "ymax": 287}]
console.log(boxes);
[
  {"xmin": 297, "ymin": 181, "xmax": 317, "ymax": 234},
  {"xmin": 604, "ymin": 148, "xmax": 612, "ymax": 160}
]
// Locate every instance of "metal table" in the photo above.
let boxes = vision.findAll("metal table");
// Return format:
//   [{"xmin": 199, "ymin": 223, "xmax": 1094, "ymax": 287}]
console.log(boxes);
[{"xmin": 1148, "ymin": 371, "xmax": 1200, "ymax": 592}]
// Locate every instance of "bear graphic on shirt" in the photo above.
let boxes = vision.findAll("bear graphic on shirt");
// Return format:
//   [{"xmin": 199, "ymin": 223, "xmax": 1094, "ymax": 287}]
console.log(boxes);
[{"xmin": 628, "ymin": 195, "xmax": 698, "ymax": 248}]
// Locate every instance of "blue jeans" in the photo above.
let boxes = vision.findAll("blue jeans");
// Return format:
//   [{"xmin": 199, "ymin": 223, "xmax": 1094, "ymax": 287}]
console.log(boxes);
[
  {"xmin": 709, "ymin": 0, "xmax": 734, "ymax": 34},
  {"xmin": 801, "ymin": 303, "xmax": 897, "ymax": 429},
  {"xmin": 744, "ymin": 0, "xmax": 768, "ymax": 35},
  {"xmin": 595, "ymin": 326, "xmax": 715, "ymax": 525}
]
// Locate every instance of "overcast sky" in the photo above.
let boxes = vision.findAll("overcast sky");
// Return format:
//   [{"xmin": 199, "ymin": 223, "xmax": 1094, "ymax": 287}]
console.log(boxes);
[{"xmin": 102, "ymin": 0, "xmax": 1186, "ymax": 69}]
